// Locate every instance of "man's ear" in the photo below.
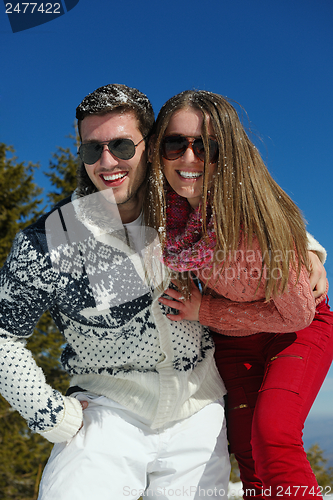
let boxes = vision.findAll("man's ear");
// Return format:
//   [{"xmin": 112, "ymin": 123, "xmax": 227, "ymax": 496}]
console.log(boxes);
[{"xmin": 148, "ymin": 135, "xmax": 155, "ymax": 162}]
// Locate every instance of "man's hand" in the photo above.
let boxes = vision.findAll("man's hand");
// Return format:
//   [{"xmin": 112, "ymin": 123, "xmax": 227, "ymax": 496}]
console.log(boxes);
[
  {"xmin": 308, "ymin": 251, "xmax": 327, "ymax": 298},
  {"xmin": 158, "ymin": 280, "xmax": 202, "ymax": 321}
]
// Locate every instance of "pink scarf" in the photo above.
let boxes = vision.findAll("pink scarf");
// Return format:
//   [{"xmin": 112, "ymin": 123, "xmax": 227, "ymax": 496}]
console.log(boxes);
[{"xmin": 164, "ymin": 187, "xmax": 217, "ymax": 272}]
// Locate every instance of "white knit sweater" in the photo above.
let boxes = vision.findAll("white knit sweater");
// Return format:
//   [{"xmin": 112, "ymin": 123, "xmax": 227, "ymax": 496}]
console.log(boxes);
[{"xmin": 0, "ymin": 193, "xmax": 226, "ymax": 443}]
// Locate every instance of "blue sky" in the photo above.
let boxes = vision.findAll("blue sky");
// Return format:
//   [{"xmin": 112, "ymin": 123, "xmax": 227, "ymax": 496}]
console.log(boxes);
[{"xmin": 1, "ymin": 0, "xmax": 333, "ymax": 424}]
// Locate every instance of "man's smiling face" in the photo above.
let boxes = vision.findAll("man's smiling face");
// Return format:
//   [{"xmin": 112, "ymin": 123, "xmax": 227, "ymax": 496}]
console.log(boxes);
[{"xmin": 81, "ymin": 110, "xmax": 148, "ymax": 223}]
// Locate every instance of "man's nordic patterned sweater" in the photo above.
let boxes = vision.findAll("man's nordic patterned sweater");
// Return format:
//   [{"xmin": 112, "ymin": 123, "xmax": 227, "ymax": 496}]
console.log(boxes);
[{"xmin": 0, "ymin": 195, "xmax": 225, "ymax": 443}]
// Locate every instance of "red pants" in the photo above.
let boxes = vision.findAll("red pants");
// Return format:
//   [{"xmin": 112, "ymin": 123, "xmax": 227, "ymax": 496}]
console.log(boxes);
[{"xmin": 213, "ymin": 298, "xmax": 333, "ymax": 500}]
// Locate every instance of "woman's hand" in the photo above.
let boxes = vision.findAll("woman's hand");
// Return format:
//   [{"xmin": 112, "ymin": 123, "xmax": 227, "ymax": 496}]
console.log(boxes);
[
  {"xmin": 308, "ymin": 251, "xmax": 327, "ymax": 298},
  {"xmin": 158, "ymin": 280, "xmax": 202, "ymax": 321}
]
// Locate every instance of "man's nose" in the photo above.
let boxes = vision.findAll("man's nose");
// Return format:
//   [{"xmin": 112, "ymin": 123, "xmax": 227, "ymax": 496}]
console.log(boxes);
[{"xmin": 99, "ymin": 144, "xmax": 120, "ymax": 166}]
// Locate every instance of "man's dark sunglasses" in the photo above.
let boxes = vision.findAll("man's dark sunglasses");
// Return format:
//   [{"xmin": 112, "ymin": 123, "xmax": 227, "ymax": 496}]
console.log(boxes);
[
  {"xmin": 161, "ymin": 135, "xmax": 218, "ymax": 163},
  {"xmin": 78, "ymin": 137, "xmax": 146, "ymax": 164}
]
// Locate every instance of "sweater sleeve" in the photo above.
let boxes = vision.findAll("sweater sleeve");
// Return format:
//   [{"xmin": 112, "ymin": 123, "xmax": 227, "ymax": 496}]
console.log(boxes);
[
  {"xmin": 0, "ymin": 231, "xmax": 83, "ymax": 443},
  {"xmin": 307, "ymin": 232, "xmax": 327, "ymax": 264},
  {"xmin": 198, "ymin": 252, "xmax": 316, "ymax": 336}
]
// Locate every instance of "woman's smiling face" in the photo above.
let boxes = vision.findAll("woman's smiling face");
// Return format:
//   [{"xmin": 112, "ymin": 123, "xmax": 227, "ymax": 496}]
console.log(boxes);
[{"xmin": 162, "ymin": 107, "xmax": 217, "ymax": 208}]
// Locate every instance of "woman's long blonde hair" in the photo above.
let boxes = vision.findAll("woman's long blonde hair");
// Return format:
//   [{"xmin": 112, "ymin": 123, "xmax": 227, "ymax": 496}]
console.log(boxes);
[{"xmin": 147, "ymin": 90, "xmax": 309, "ymax": 300}]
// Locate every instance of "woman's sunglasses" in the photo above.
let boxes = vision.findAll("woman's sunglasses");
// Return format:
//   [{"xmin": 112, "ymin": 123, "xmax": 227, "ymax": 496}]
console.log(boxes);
[
  {"xmin": 78, "ymin": 137, "xmax": 145, "ymax": 165},
  {"xmin": 161, "ymin": 135, "xmax": 218, "ymax": 163}
]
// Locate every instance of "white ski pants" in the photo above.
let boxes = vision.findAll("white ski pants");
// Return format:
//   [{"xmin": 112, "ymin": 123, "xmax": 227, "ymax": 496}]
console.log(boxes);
[{"xmin": 38, "ymin": 394, "xmax": 230, "ymax": 500}]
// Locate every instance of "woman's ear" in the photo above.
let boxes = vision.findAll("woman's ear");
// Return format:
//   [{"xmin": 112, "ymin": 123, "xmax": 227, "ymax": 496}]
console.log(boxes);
[{"xmin": 148, "ymin": 134, "xmax": 155, "ymax": 162}]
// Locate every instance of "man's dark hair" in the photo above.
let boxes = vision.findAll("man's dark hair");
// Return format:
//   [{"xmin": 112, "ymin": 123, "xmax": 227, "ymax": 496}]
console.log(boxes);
[{"xmin": 76, "ymin": 83, "xmax": 155, "ymax": 140}]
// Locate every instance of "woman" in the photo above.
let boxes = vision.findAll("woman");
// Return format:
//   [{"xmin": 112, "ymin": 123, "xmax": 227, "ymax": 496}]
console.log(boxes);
[{"xmin": 148, "ymin": 90, "xmax": 333, "ymax": 499}]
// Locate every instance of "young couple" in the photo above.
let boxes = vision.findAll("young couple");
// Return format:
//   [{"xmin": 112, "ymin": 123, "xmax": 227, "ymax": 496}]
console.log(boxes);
[{"xmin": 0, "ymin": 84, "xmax": 331, "ymax": 499}]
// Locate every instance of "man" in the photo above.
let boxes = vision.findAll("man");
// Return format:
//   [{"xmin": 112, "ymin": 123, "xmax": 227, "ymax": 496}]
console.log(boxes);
[{"xmin": 0, "ymin": 84, "xmax": 230, "ymax": 499}]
